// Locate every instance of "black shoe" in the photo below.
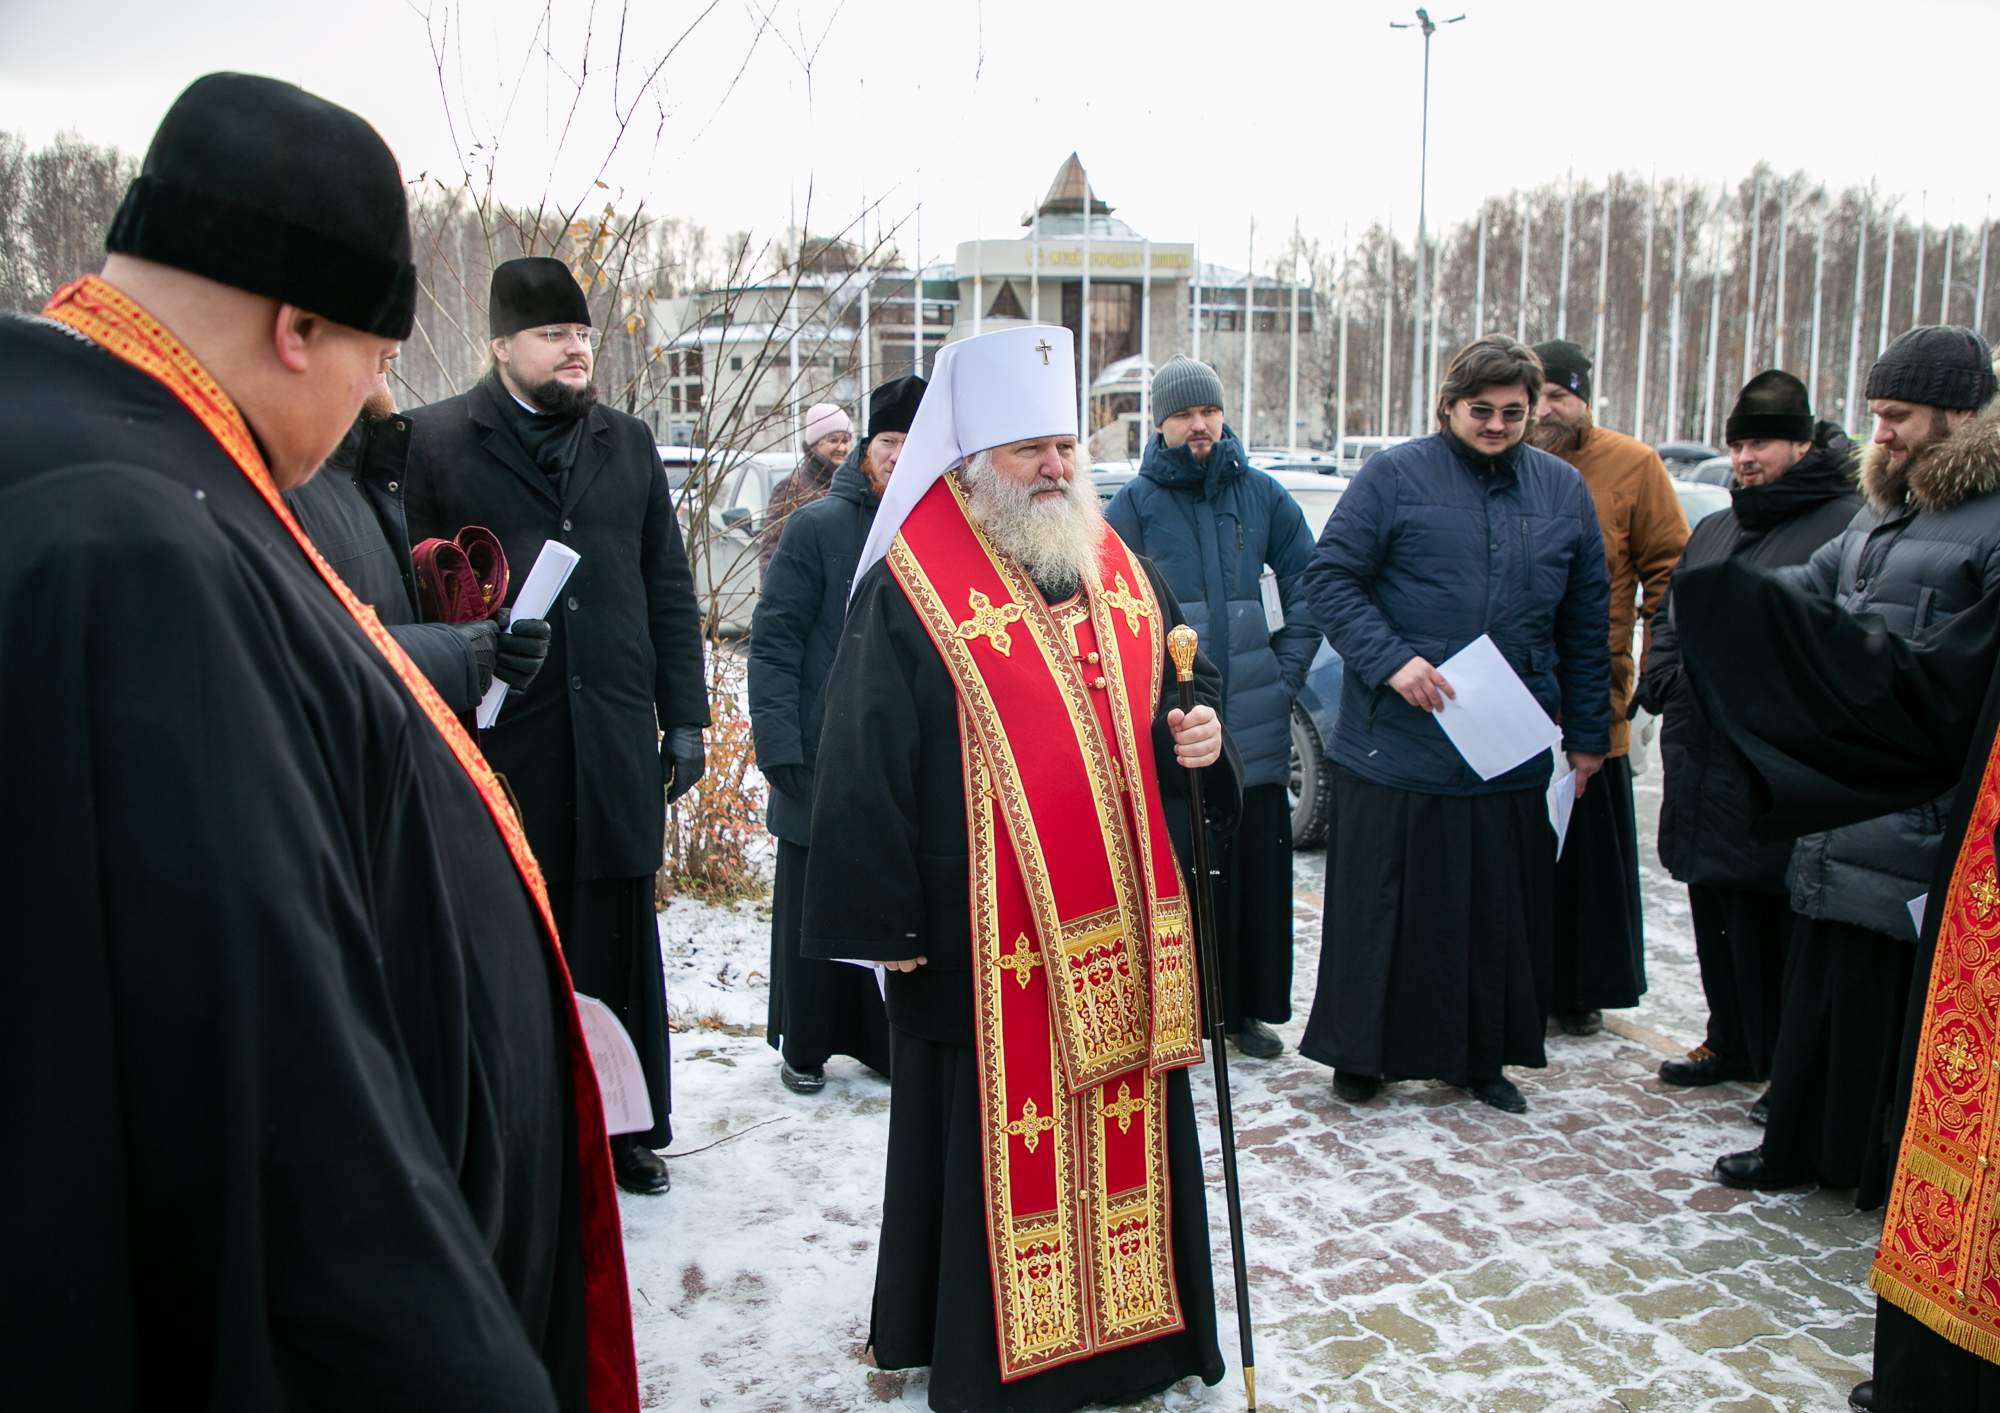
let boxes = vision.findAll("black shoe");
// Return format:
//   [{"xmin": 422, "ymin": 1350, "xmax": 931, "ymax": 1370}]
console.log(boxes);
[
  {"xmin": 780, "ymin": 1061, "xmax": 826, "ymax": 1094},
  {"xmin": 1659, "ymin": 1045, "xmax": 1756, "ymax": 1087},
  {"xmin": 1230, "ymin": 1019, "xmax": 1284, "ymax": 1059},
  {"xmin": 1713, "ymin": 1146, "xmax": 1805, "ymax": 1191},
  {"xmin": 611, "ymin": 1136, "xmax": 671, "ymax": 1195},
  {"xmin": 1749, "ymin": 1091, "xmax": 1770, "ymax": 1127},
  {"xmin": 1557, "ymin": 1009, "xmax": 1603, "ymax": 1037},
  {"xmin": 1333, "ymin": 1070, "xmax": 1379, "ymax": 1103},
  {"xmin": 1849, "ymin": 1379, "xmax": 1883, "ymax": 1412},
  {"xmin": 1467, "ymin": 1077, "xmax": 1528, "ymax": 1113}
]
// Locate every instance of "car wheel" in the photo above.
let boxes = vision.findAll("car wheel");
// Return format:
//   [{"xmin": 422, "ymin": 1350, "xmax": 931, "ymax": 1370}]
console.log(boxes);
[{"xmin": 1288, "ymin": 705, "xmax": 1332, "ymax": 848}]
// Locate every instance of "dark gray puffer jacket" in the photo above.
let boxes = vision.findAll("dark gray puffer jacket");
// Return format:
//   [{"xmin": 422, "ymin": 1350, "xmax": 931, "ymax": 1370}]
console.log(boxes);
[{"xmin": 1780, "ymin": 401, "xmax": 2000, "ymax": 939}]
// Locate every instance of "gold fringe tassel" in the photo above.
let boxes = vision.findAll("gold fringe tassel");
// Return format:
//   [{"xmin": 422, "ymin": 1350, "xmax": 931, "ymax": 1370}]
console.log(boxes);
[
  {"xmin": 1906, "ymin": 1146, "xmax": 1972, "ymax": 1201},
  {"xmin": 1870, "ymin": 1267, "xmax": 2000, "ymax": 1364}
]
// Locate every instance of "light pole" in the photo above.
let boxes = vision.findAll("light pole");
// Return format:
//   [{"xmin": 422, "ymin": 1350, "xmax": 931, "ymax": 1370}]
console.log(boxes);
[{"xmin": 1392, "ymin": 8, "xmax": 1464, "ymax": 437}]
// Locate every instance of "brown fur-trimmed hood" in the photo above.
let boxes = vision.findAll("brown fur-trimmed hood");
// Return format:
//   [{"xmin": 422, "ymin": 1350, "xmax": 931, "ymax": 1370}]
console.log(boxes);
[{"xmin": 1861, "ymin": 399, "xmax": 2000, "ymax": 512}]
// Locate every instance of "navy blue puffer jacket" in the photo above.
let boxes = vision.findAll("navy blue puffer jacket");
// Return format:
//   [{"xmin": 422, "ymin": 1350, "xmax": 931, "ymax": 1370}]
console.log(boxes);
[
  {"xmin": 1105, "ymin": 428, "xmax": 1319, "ymax": 788},
  {"xmin": 1303, "ymin": 430, "xmax": 1612, "ymax": 795}
]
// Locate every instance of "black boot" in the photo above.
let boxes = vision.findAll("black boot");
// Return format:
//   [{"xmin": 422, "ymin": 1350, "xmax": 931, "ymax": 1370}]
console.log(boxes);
[
  {"xmin": 1659, "ymin": 1045, "xmax": 1756, "ymax": 1086},
  {"xmin": 1848, "ymin": 1379, "xmax": 1883, "ymax": 1412},
  {"xmin": 780, "ymin": 1061, "xmax": 826, "ymax": 1094},
  {"xmin": 1229, "ymin": 1019, "xmax": 1284, "ymax": 1059},
  {"xmin": 612, "ymin": 1135, "xmax": 671, "ymax": 1195},
  {"xmin": 1333, "ymin": 1070, "xmax": 1379, "ymax": 1103},
  {"xmin": 1556, "ymin": 1009, "xmax": 1603, "ymax": 1037},
  {"xmin": 1467, "ymin": 1076, "xmax": 1528, "ymax": 1113},
  {"xmin": 1749, "ymin": 1090, "xmax": 1770, "ymax": 1126}
]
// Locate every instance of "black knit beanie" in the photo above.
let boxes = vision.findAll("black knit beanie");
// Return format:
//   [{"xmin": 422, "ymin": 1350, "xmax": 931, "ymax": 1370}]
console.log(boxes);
[
  {"xmin": 1726, "ymin": 370, "xmax": 1814, "ymax": 443},
  {"xmin": 1532, "ymin": 339, "xmax": 1591, "ymax": 403},
  {"xmin": 1866, "ymin": 326, "xmax": 1998, "ymax": 410}
]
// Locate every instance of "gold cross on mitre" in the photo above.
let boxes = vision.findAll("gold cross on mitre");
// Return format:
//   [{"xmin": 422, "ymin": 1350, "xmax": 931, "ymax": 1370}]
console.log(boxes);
[
  {"xmin": 1099, "ymin": 572, "xmax": 1153, "ymax": 638},
  {"xmin": 955, "ymin": 588, "xmax": 1025, "ymax": 656},
  {"xmin": 1035, "ymin": 338, "xmax": 1052, "ymax": 364},
  {"xmin": 1003, "ymin": 1096, "xmax": 1058, "ymax": 1153},
  {"xmin": 995, "ymin": 933, "xmax": 1042, "ymax": 989},
  {"xmin": 1098, "ymin": 1079, "xmax": 1146, "ymax": 1136}
]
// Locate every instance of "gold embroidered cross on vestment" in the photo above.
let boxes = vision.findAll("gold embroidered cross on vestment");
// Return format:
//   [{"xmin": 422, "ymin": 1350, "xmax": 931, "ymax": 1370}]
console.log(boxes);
[
  {"xmin": 956, "ymin": 588, "xmax": 1026, "ymax": 657},
  {"xmin": 996, "ymin": 934, "xmax": 1043, "ymax": 989},
  {"xmin": 1004, "ymin": 1096, "xmax": 1058, "ymax": 1153},
  {"xmin": 1938, "ymin": 1029, "xmax": 1982, "ymax": 1088},
  {"xmin": 1035, "ymin": 339, "xmax": 1052, "ymax": 364},
  {"xmin": 1970, "ymin": 866, "xmax": 2000, "ymax": 921},
  {"xmin": 1099, "ymin": 1080, "xmax": 1146, "ymax": 1136},
  {"xmin": 1100, "ymin": 573, "xmax": 1153, "ymax": 637}
]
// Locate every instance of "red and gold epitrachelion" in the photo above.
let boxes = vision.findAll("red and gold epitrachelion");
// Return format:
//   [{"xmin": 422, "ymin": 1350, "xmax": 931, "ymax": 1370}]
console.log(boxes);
[
  {"xmin": 41, "ymin": 276, "xmax": 639, "ymax": 1413},
  {"xmin": 888, "ymin": 474, "xmax": 1204, "ymax": 1381},
  {"xmin": 1870, "ymin": 720, "xmax": 2000, "ymax": 1361}
]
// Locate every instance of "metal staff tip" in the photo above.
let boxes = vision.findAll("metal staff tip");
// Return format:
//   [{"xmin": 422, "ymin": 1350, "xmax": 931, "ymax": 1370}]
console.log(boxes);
[{"xmin": 1167, "ymin": 624, "xmax": 1198, "ymax": 683}]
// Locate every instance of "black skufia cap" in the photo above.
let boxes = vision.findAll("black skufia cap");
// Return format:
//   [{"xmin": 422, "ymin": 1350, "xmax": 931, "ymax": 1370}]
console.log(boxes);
[
  {"xmin": 489, "ymin": 257, "xmax": 592, "ymax": 337},
  {"xmin": 106, "ymin": 73, "xmax": 415, "ymax": 339},
  {"xmin": 867, "ymin": 374, "xmax": 926, "ymax": 437},
  {"xmin": 1726, "ymin": 369, "xmax": 1815, "ymax": 443}
]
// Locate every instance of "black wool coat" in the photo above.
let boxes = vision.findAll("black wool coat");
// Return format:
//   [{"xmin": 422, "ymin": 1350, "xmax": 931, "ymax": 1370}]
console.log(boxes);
[
  {"xmin": 800, "ymin": 553, "xmax": 1237, "ymax": 1047},
  {"xmin": 285, "ymin": 414, "xmax": 484, "ymax": 713},
  {"xmin": 0, "ymin": 317, "xmax": 584, "ymax": 1408},
  {"xmin": 1636, "ymin": 427, "xmax": 1861, "ymax": 890},
  {"xmin": 747, "ymin": 444, "xmax": 878, "ymax": 845},
  {"xmin": 405, "ymin": 374, "xmax": 709, "ymax": 882}
]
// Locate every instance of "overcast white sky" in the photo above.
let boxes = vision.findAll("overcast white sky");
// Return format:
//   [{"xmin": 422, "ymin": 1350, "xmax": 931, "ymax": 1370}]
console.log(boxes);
[{"xmin": 1, "ymin": 0, "xmax": 1992, "ymax": 273}]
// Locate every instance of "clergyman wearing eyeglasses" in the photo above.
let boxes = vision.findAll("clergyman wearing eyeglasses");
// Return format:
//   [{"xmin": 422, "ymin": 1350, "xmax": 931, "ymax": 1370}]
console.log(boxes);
[
  {"xmin": 402, "ymin": 256, "xmax": 711, "ymax": 1197},
  {"xmin": 1294, "ymin": 333, "xmax": 1612, "ymax": 1116}
]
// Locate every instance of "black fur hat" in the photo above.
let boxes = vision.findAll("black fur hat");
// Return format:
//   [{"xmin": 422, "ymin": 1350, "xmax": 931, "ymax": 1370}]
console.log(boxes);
[
  {"xmin": 488, "ymin": 257, "xmax": 593, "ymax": 338},
  {"xmin": 106, "ymin": 73, "xmax": 415, "ymax": 339}
]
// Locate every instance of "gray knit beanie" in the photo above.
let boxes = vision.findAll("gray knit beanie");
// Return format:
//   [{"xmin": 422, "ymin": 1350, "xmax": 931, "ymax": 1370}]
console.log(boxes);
[
  {"xmin": 1151, "ymin": 355, "xmax": 1225, "ymax": 426},
  {"xmin": 1866, "ymin": 326, "xmax": 1998, "ymax": 410}
]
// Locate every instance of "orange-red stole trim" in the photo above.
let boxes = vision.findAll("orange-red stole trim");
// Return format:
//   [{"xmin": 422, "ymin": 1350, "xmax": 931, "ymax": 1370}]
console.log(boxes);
[
  {"xmin": 888, "ymin": 475, "xmax": 1202, "ymax": 1380},
  {"xmin": 1870, "ymin": 721, "xmax": 2000, "ymax": 1363},
  {"xmin": 41, "ymin": 276, "xmax": 639, "ymax": 1413}
]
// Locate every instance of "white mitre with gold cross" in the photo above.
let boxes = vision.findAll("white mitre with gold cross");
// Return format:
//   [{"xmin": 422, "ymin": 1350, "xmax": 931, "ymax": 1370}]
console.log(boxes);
[{"xmin": 852, "ymin": 323, "xmax": 1078, "ymax": 592}]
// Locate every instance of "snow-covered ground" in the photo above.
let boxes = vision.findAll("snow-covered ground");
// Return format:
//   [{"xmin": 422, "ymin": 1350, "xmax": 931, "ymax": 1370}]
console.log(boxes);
[{"xmin": 627, "ymin": 755, "xmax": 1872, "ymax": 1412}]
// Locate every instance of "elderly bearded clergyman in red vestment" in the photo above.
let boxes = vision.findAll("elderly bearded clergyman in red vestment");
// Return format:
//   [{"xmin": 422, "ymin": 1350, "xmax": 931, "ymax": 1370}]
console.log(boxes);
[{"xmin": 800, "ymin": 325, "xmax": 1236, "ymax": 1412}]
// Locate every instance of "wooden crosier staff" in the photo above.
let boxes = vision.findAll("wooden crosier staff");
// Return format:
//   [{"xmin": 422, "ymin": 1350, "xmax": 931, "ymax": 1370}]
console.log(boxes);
[{"xmin": 1167, "ymin": 623, "xmax": 1258, "ymax": 1412}]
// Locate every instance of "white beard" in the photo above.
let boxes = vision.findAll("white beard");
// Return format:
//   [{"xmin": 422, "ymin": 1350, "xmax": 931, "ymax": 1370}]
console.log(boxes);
[{"xmin": 959, "ymin": 450, "xmax": 1105, "ymax": 598}]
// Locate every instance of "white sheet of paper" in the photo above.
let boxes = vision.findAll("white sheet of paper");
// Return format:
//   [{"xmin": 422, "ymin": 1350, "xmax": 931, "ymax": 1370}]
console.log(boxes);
[
  {"xmin": 475, "ymin": 540, "xmax": 582, "ymax": 729},
  {"xmin": 1910, "ymin": 893, "xmax": 1929, "ymax": 936},
  {"xmin": 834, "ymin": 958, "xmax": 888, "ymax": 999},
  {"xmin": 573, "ymin": 992, "xmax": 654, "ymax": 1136},
  {"xmin": 1431, "ymin": 634, "xmax": 1564, "ymax": 780},
  {"xmin": 1546, "ymin": 756, "xmax": 1578, "ymax": 859}
]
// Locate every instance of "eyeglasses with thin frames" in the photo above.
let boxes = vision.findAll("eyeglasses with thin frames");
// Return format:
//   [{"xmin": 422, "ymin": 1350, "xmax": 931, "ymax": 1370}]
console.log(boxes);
[
  {"xmin": 527, "ymin": 325, "xmax": 601, "ymax": 349},
  {"xmin": 1464, "ymin": 402, "xmax": 1528, "ymax": 425}
]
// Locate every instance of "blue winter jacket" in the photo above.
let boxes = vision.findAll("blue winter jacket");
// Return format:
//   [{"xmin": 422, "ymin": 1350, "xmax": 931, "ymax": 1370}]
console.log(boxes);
[
  {"xmin": 1303, "ymin": 430, "xmax": 1612, "ymax": 795},
  {"xmin": 1105, "ymin": 427, "xmax": 1320, "ymax": 788}
]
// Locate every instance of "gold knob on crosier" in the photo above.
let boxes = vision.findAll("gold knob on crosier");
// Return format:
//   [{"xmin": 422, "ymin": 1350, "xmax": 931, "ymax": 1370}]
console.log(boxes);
[{"xmin": 1167, "ymin": 624, "xmax": 1198, "ymax": 683}]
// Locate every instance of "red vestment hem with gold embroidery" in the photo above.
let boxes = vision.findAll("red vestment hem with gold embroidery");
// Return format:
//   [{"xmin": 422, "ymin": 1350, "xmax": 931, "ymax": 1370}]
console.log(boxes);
[
  {"xmin": 40, "ymin": 275, "xmax": 640, "ymax": 1413},
  {"xmin": 887, "ymin": 474, "xmax": 1203, "ymax": 1380},
  {"xmin": 1869, "ymin": 709, "xmax": 2000, "ymax": 1363}
]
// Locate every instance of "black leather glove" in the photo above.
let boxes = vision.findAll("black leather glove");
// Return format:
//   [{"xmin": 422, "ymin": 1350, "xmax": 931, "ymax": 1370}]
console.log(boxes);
[
  {"xmin": 446, "ymin": 618, "xmax": 500, "ymax": 697},
  {"xmin": 663, "ymin": 725, "xmax": 706, "ymax": 804},
  {"xmin": 765, "ymin": 763, "xmax": 809, "ymax": 801},
  {"xmin": 493, "ymin": 611, "xmax": 552, "ymax": 692}
]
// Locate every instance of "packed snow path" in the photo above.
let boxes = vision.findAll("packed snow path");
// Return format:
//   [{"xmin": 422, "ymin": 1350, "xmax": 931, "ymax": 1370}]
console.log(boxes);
[{"xmin": 625, "ymin": 768, "xmax": 1876, "ymax": 1411}]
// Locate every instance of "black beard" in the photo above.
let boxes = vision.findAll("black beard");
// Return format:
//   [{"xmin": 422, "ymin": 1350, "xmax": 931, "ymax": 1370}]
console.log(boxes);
[{"xmin": 524, "ymin": 375, "xmax": 599, "ymax": 420}]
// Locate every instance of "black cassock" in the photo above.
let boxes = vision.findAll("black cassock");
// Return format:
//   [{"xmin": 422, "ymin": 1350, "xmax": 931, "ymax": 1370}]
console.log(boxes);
[
  {"xmin": 1674, "ymin": 558, "xmax": 2000, "ymax": 1410},
  {"xmin": 801, "ymin": 556, "xmax": 1236, "ymax": 1413},
  {"xmin": 0, "ymin": 316, "xmax": 591, "ymax": 1410},
  {"xmin": 405, "ymin": 373, "xmax": 710, "ymax": 1148}
]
